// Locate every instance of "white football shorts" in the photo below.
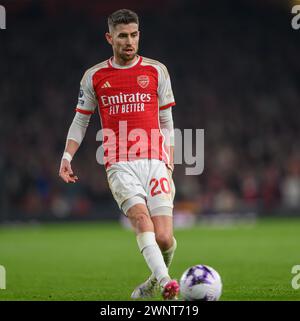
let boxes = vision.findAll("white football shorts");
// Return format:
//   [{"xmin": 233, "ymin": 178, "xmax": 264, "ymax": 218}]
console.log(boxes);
[{"xmin": 106, "ymin": 159, "xmax": 175, "ymax": 216}]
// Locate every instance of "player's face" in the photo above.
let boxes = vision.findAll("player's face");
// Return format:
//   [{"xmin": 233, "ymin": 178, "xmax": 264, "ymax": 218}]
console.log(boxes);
[{"xmin": 106, "ymin": 23, "xmax": 140, "ymax": 64}]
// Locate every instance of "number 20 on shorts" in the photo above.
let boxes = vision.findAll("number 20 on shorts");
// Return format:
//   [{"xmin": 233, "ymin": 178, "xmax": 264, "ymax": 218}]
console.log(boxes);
[{"xmin": 150, "ymin": 177, "xmax": 171, "ymax": 196}]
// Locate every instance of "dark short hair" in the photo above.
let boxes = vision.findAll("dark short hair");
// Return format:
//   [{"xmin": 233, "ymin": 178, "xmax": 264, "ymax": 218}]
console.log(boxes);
[{"xmin": 108, "ymin": 9, "xmax": 139, "ymax": 30}]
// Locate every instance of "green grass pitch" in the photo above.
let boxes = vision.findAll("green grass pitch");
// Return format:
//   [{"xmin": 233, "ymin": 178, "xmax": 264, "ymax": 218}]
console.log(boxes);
[{"xmin": 0, "ymin": 217, "xmax": 299, "ymax": 300}]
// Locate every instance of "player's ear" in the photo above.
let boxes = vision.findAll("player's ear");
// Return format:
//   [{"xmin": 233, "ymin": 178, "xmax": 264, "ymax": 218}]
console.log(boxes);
[{"xmin": 105, "ymin": 32, "xmax": 113, "ymax": 45}]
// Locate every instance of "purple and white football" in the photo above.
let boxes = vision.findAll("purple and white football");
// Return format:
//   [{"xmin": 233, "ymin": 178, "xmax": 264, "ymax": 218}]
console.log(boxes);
[{"xmin": 179, "ymin": 265, "xmax": 222, "ymax": 301}]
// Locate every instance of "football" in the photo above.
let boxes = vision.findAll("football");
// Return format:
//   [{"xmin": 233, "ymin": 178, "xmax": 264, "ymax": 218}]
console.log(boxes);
[{"xmin": 179, "ymin": 265, "xmax": 222, "ymax": 301}]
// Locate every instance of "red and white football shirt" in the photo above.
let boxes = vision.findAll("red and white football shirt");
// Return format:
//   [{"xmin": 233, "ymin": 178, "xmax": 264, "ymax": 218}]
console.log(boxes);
[{"xmin": 76, "ymin": 55, "xmax": 175, "ymax": 168}]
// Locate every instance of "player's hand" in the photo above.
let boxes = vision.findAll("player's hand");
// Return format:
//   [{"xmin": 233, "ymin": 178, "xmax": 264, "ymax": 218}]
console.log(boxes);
[
  {"xmin": 166, "ymin": 164, "xmax": 174, "ymax": 178},
  {"xmin": 166, "ymin": 164, "xmax": 175, "ymax": 201},
  {"xmin": 59, "ymin": 158, "xmax": 78, "ymax": 183}
]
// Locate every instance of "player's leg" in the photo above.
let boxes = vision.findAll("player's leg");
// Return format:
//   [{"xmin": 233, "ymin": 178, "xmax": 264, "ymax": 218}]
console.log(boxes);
[
  {"xmin": 126, "ymin": 202, "xmax": 171, "ymax": 289},
  {"xmin": 107, "ymin": 163, "xmax": 170, "ymax": 297},
  {"xmin": 146, "ymin": 159, "xmax": 177, "ymax": 270},
  {"xmin": 107, "ymin": 164, "xmax": 169, "ymax": 296},
  {"xmin": 146, "ymin": 211, "xmax": 179, "ymax": 300},
  {"xmin": 143, "ymin": 160, "xmax": 178, "ymax": 299},
  {"xmin": 130, "ymin": 208, "xmax": 178, "ymax": 299},
  {"xmin": 152, "ymin": 214, "xmax": 177, "ymax": 270}
]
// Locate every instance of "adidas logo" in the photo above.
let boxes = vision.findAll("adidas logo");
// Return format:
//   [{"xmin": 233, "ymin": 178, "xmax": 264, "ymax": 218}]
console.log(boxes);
[{"xmin": 101, "ymin": 81, "xmax": 111, "ymax": 88}]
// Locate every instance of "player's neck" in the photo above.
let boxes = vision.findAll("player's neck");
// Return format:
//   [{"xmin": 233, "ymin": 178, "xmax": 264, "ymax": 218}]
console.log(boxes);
[{"xmin": 112, "ymin": 55, "xmax": 138, "ymax": 68}]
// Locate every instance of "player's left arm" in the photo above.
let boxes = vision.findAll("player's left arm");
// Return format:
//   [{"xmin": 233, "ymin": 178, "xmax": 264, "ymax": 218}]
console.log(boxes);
[
  {"xmin": 158, "ymin": 63, "xmax": 176, "ymax": 172},
  {"xmin": 159, "ymin": 108, "xmax": 175, "ymax": 172}
]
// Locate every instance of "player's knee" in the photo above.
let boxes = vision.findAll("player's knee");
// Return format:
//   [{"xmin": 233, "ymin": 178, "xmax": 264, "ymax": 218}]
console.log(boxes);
[
  {"xmin": 127, "ymin": 205, "xmax": 151, "ymax": 231},
  {"xmin": 135, "ymin": 212, "xmax": 150, "ymax": 228},
  {"xmin": 155, "ymin": 233, "xmax": 173, "ymax": 251}
]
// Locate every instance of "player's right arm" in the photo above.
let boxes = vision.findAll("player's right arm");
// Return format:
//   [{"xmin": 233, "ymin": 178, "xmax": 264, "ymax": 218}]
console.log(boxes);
[
  {"xmin": 59, "ymin": 112, "xmax": 91, "ymax": 183},
  {"xmin": 59, "ymin": 70, "xmax": 98, "ymax": 183},
  {"xmin": 59, "ymin": 142, "xmax": 79, "ymax": 184}
]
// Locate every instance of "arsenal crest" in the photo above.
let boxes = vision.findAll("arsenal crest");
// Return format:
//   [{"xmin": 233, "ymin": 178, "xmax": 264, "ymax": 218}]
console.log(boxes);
[{"xmin": 137, "ymin": 75, "xmax": 150, "ymax": 88}]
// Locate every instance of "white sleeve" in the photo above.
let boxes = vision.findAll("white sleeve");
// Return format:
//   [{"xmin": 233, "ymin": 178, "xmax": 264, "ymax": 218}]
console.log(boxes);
[
  {"xmin": 159, "ymin": 107, "xmax": 175, "ymax": 146},
  {"xmin": 66, "ymin": 112, "xmax": 91, "ymax": 145},
  {"xmin": 157, "ymin": 64, "xmax": 176, "ymax": 110},
  {"xmin": 76, "ymin": 70, "xmax": 98, "ymax": 115}
]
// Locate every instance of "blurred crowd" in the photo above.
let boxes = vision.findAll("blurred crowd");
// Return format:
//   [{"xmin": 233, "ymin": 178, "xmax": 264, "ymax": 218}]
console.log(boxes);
[{"xmin": 0, "ymin": 1, "xmax": 299, "ymax": 221}]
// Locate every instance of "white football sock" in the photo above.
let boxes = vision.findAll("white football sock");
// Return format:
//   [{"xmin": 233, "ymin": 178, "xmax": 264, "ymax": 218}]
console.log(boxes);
[
  {"xmin": 137, "ymin": 232, "xmax": 169, "ymax": 284},
  {"xmin": 148, "ymin": 237, "xmax": 177, "ymax": 282},
  {"xmin": 162, "ymin": 237, "xmax": 177, "ymax": 268}
]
